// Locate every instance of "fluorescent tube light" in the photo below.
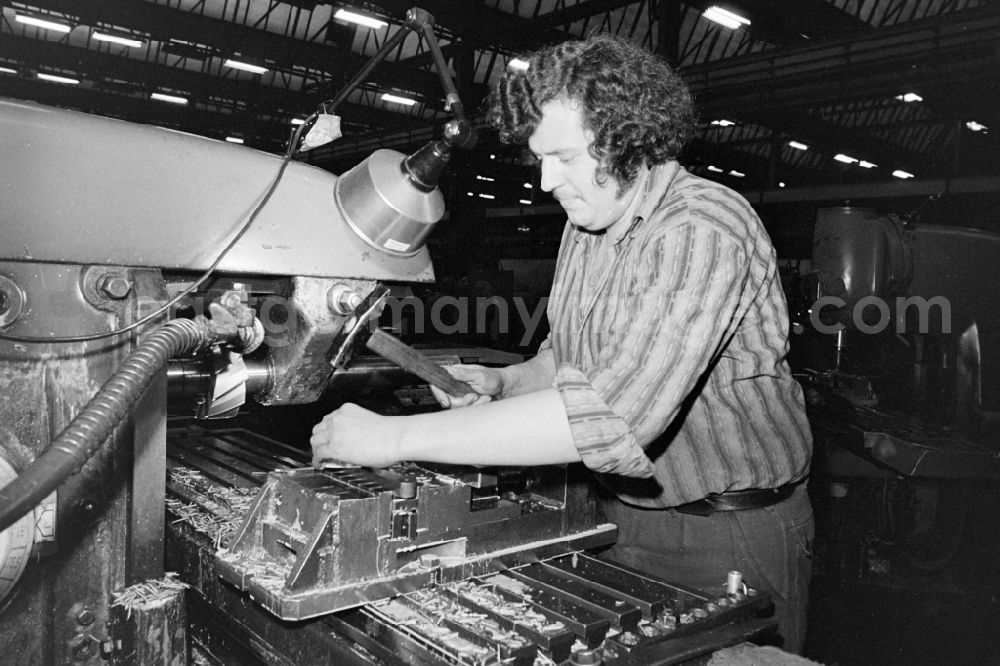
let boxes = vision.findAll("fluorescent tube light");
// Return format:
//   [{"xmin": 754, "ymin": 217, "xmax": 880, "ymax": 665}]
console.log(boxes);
[
  {"xmin": 37, "ymin": 73, "xmax": 79, "ymax": 85},
  {"xmin": 519, "ymin": 199, "xmax": 532, "ymax": 205},
  {"xmin": 508, "ymin": 58, "xmax": 529, "ymax": 71},
  {"xmin": 711, "ymin": 119, "xmax": 736, "ymax": 127},
  {"xmin": 895, "ymin": 93, "xmax": 922, "ymax": 103},
  {"xmin": 833, "ymin": 154, "xmax": 857, "ymax": 164},
  {"xmin": 788, "ymin": 141, "xmax": 809, "ymax": 151},
  {"xmin": 779, "ymin": 182, "xmax": 786, "ymax": 188},
  {"xmin": 15, "ymin": 15, "xmax": 72, "ymax": 33},
  {"xmin": 892, "ymin": 170, "xmax": 914, "ymax": 179},
  {"xmin": 703, "ymin": 6, "xmax": 750, "ymax": 30},
  {"xmin": 333, "ymin": 9, "xmax": 387, "ymax": 29},
  {"xmin": 290, "ymin": 118, "xmax": 306, "ymax": 125},
  {"xmin": 93, "ymin": 32, "xmax": 144, "ymax": 48},
  {"xmin": 224, "ymin": 59, "xmax": 268, "ymax": 75},
  {"xmin": 966, "ymin": 121, "xmax": 987, "ymax": 132},
  {"xmin": 523, "ymin": 183, "xmax": 532, "ymax": 188},
  {"xmin": 478, "ymin": 193, "xmax": 495, "ymax": 200},
  {"xmin": 858, "ymin": 160, "xmax": 877, "ymax": 169},
  {"xmin": 476, "ymin": 175, "xmax": 495, "ymax": 182},
  {"xmin": 728, "ymin": 170, "xmax": 745, "ymax": 177},
  {"xmin": 381, "ymin": 93, "xmax": 417, "ymax": 106},
  {"xmin": 0, "ymin": 67, "xmax": 17, "ymax": 75},
  {"xmin": 707, "ymin": 166, "xmax": 723, "ymax": 173},
  {"xmin": 225, "ymin": 136, "xmax": 244, "ymax": 144},
  {"xmin": 151, "ymin": 92, "xmax": 188, "ymax": 105}
]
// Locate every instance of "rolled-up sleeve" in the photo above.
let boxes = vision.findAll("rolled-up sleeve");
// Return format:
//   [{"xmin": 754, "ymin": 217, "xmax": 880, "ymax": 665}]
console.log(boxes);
[{"xmin": 555, "ymin": 219, "xmax": 748, "ymax": 478}]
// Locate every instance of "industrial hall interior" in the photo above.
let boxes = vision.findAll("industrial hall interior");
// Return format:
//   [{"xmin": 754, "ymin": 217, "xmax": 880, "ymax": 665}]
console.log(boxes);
[{"xmin": 2, "ymin": 0, "xmax": 1000, "ymax": 664}]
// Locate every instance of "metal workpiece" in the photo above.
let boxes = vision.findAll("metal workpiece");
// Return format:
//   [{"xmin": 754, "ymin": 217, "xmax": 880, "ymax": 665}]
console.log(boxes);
[
  {"xmin": 167, "ymin": 429, "xmax": 775, "ymax": 664},
  {"xmin": 215, "ymin": 463, "xmax": 615, "ymax": 620}
]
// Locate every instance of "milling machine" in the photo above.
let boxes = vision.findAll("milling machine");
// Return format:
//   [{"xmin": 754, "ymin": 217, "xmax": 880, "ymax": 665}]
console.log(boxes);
[
  {"xmin": 793, "ymin": 205, "xmax": 1000, "ymax": 580},
  {"xmin": 0, "ymin": 12, "xmax": 776, "ymax": 664}
]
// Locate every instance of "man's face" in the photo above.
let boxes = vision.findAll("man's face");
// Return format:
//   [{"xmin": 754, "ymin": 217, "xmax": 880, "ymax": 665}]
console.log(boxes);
[{"xmin": 528, "ymin": 97, "xmax": 637, "ymax": 234}]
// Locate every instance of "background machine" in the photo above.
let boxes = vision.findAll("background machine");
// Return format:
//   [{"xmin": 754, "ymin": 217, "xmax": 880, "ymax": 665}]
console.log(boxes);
[{"xmin": 0, "ymin": 10, "xmax": 772, "ymax": 665}]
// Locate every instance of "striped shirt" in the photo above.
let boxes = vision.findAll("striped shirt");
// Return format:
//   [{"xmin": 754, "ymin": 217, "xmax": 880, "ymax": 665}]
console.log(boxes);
[{"xmin": 542, "ymin": 160, "xmax": 812, "ymax": 508}]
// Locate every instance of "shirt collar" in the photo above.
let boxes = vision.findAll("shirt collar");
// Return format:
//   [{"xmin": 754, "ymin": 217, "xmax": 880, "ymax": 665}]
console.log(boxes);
[
  {"xmin": 613, "ymin": 160, "xmax": 683, "ymax": 245},
  {"xmin": 570, "ymin": 160, "xmax": 684, "ymax": 246}
]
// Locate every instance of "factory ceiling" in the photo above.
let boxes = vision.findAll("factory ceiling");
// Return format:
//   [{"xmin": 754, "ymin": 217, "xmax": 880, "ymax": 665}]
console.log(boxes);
[{"xmin": 2, "ymin": 0, "xmax": 999, "ymax": 210}]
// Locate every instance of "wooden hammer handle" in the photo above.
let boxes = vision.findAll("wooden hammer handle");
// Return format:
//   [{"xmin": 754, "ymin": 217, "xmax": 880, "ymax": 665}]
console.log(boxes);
[{"xmin": 365, "ymin": 328, "xmax": 475, "ymax": 398}]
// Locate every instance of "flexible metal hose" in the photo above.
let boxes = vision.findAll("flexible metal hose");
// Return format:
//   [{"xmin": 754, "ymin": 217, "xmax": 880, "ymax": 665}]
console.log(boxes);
[{"xmin": 0, "ymin": 317, "xmax": 218, "ymax": 533}]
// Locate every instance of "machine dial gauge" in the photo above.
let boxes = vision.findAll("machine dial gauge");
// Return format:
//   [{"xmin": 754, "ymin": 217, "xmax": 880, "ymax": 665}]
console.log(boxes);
[{"xmin": 0, "ymin": 453, "xmax": 34, "ymax": 607}]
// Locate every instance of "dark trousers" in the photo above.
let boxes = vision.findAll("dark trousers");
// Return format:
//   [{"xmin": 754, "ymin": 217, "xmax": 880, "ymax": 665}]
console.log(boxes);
[{"xmin": 600, "ymin": 483, "xmax": 814, "ymax": 654}]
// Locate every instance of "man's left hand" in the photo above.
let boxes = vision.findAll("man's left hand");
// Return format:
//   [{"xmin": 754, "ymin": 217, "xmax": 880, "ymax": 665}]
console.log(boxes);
[{"xmin": 310, "ymin": 403, "xmax": 403, "ymax": 468}]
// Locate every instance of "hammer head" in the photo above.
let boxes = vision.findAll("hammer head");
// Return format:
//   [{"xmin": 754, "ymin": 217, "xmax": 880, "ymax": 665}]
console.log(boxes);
[{"xmin": 326, "ymin": 285, "xmax": 389, "ymax": 371}]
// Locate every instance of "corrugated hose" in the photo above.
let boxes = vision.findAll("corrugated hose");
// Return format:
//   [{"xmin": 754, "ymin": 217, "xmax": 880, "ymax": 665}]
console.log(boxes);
[{"xmin": 0, "ymin": 317, "xmax": 222, "ymax": 533}]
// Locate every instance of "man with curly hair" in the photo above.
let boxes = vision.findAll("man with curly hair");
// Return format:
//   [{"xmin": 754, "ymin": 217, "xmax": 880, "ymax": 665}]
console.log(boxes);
[{"xmin": 312, "ymin": 33, "xmax": 813, "ymax": 652}]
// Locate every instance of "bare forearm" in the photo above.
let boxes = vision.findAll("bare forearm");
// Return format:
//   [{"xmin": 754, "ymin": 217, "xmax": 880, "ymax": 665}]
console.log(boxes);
[
  {"xmin": 497, "ymin": 347, "xmax": 556, "ymax": 399},
  {"xmin": 395, "ymin": 387, "xmax": 579, "ymax": 466}
]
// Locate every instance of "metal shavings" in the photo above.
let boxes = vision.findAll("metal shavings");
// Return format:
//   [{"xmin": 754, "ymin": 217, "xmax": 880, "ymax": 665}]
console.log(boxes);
[
  {"xmin": 408, "ymin": 589, "xmax": 529, "ymax": 652},
  {"xmin": 166, "ymin": 467, "xmax": 258, "ymax": 549},
  {"xmin": 111, "ymin": 573, "xmax": 188, "ymax": 619},
  {"xmin": 450, "ymin": 581, "xmax": 566, "ymax": 636}
]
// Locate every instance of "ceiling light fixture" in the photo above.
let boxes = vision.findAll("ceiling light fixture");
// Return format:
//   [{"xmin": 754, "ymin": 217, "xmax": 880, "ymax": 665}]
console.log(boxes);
[
  {"xmin": 728, "ymin": 170, "xmax": 745, "ymax": 177},
  {"xmin": 93, "ymin": 32, "xmax": 144, "ymax": 48},
  {"xmin": 333, "ymin": 9, "xmax": 387, "ymax": 30},
  {"xmin": 858, "ymin": 160, "xmax": 877, "ymax": 169},
  {"xmin": 476, "ymin": 175, "xmax": 495, "ymax": 182},
  {"xmin": 508, "ymin": 58, "xmax": 529, "ymax": 71},
  {"xmin": 37, "ymin": 73, "xmax": 79, "ymax": 85},
  {"xmin": 833, "ymin": 154, "xmax": 857, "ymax": 164},
  {"xmin": 151, "ymin": 92, "xmax": 188, "ymax": 105},
  {"xmin": 15, "ymin": 15, "xmax": 72, "ymax": 33},
  {"xmin": 224, "ymin": 58, "xmax": 268, "ymax": 75},
  {"xmin": 380, "ymin": 93, "xmax": 417, "ymax": 106},
  {"xmin": 711, "ymin": 119, "xmax": 736, "ymax": 127},
  {"xmin": 895, "ymin": 92, "xmax": 922, "ymax": 103},
  {"xmin": 779, "ymin": 182, "xmax": 786, "ymax": 188},
  {"xmin": 0, "ymin": 67, "xmax": 17, "ymax": 75},
  {"xmin": 523, "ymin": 183, "xmax": 532, "ymax": 189},
  {"xmin": 788, "ymin": 141, "xmax": 809, "ymax": 151},
  {"xmin": 290, "ymin": 118, "xmax": 306, "ymax": 125},
  {"xmin": 707, "ymin": 165, "xmax": 723, "ymax": 173},
  {"xmin": 703, "ymin": 6, "xmax": 751, "ymax": 30},
  {"xmin": 519, "ymin": 199, "xmax": 532, "ymax": 205},
  {"xmin": 892, "ymin": 170, "xmax": 914, "ymax": 179},
  {"xmin": 225, "ymin": 136, "xmax": 245, "ymax": 144},
  {"xmin": 966, "ymin": 121, "xmax": 988, "ymax": 132},
  {"xmin": 478, "ymin": 193, "xmax": 495, "ymax": 200}
]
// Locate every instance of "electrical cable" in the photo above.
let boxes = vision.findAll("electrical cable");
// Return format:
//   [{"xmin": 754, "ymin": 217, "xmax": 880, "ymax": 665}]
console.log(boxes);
[{"xmin": 0, "ymin": 122, "xmax": 310, "ymax": 345}]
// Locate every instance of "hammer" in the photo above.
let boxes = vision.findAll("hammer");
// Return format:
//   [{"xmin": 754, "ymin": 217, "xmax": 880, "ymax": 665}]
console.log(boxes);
[
  {"xmin": 364, "ymin": 328, "xmax": 475, "ymax": 398},
  {"xmin": 326, "ymin": 287, "xmax": 475, "ymax": 398}
]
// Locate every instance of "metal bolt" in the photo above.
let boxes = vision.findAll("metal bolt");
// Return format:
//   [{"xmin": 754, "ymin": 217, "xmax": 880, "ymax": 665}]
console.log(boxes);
[
  {"xmin": 98, "ymin": 275, "xmax": 132, "ymax": 299},
  {"xmin": 76, "ymin": 609, "xmax": 95, "ymax": 626},
  {"xmin": 327, "ymin": 284, "xmax": 363, "ymax": 315},
  {"xmin": 219, "ymin": 290, "xmax": 244, "ymax": 310}
]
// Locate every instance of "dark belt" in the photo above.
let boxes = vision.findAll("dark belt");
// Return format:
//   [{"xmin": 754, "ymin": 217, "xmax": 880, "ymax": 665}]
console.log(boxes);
[{"xmin": 673, "ymin": 484, "xmax": 797, "ymax": 516}]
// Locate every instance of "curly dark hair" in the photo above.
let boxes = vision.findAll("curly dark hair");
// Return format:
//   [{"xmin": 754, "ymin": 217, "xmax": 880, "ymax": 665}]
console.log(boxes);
[{"xmin": 487, "ymin": 33, "xmax": 697, "ymax": 193}]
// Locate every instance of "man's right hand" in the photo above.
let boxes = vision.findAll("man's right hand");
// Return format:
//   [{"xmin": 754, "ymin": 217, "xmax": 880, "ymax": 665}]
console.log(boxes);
[{"xmin": 431, "ymin": 364, "xmax": 504, "ymax": 408}]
